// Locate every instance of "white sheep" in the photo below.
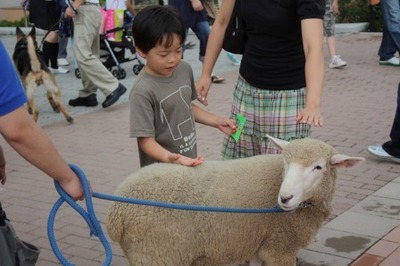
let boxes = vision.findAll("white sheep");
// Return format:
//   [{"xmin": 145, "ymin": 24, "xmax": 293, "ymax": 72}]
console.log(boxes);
[{"xmin": 106, "ymin": 136, "xmax": 364, "ymax": 266}]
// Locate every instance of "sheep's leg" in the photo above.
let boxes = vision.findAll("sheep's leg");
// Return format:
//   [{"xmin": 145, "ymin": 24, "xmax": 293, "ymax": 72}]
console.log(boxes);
[
  {"xmin": 258, "ymin": 249, "xmax": 297, "ymax": 266},
  {"xmin": 249, "ymin": 257, "xmax": 262, "ymax": 266}
]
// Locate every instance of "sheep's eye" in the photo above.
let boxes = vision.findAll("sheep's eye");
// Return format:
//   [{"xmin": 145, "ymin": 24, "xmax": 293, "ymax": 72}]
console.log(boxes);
[{"xmin": 313, "ymin": 165, "xmax": 323, "ymax": 171}]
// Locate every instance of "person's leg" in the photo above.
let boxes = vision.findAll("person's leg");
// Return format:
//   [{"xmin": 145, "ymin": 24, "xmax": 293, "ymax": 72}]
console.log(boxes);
[
  {"xmin": 72, "ymin": 6, "xmax": 118, "ymax": 98},
  {"xmin": 324, "ymin": 2, "xmax": 346, "ymax": 68},
  {"xmin": 378, "ymin": 26, "xmax": 398, "ymax": 61},
  {"xmin": 44, "ymin": 31, "xmax": 69, "ymax": 73},
  {"xmin": 191, "ymin": 20, "xmax": 210, "ymax": 63},
  {"xmin": 192, "ymin": 20, "xmax": 224, "ymax": 83},
  {"xmin": 383, "ymin": 82, "xmax": 400, "ymax": 157},
  {"xmin": 58, "ymin": 35, "xmax": 69, "ymax": 66},
  {"xmin": 71, "ymin": 5, "xmax": 125, "ymax": 108},
  {"xmin": 380, "ymin": 0, "xmax": 400, "ymax": 51}
]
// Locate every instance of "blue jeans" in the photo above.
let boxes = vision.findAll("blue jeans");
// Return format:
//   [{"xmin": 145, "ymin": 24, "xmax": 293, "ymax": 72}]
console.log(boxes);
[
  {"xmin": 378, "ymin": 0, "xmax": 400, "ymax": 60},
  {"xmin": 183, "ymin": 20, "xmax": 210, "ymax": 62},
  {"xmin": 383, "ymin": 82, "xmax": 400, "ymax": 158}
]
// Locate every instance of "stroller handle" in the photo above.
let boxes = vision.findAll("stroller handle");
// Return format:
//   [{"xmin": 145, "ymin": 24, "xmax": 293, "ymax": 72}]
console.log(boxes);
[{"xmin": 102, "ymin": 23, "xmax": 133, "ymax": 36}]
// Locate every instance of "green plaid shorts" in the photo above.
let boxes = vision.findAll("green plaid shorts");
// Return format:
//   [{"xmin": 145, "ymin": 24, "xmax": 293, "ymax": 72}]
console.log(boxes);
[{"xmin": 221, "ymin": 75, "xmax": 311, "ymax": 159}]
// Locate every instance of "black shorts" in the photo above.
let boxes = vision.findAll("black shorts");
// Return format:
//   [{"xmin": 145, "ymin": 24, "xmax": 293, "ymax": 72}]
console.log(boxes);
[{"xmin": 29, "ymin": 0, "xmax": 60, "ymax": 31}]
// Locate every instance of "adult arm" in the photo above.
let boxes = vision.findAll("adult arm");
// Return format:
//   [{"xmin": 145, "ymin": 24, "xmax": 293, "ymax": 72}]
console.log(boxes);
[
  {"xmin": 0, "ymin": 145, "xmax": 5, "ymax": 184},
  {"xmin": 196, "ymin": 0, "xmax": 235, "ymax": 106},
  {"xmin": 126, "ymin": 0, "xmax": 136, "ymax": 15},
  {"xmin": 0, "ymin": 106, "xmax": 86, "ymax": 200},
  {"xmin": 65, "ymin": 0, "xmax": 84, "ymax": 18},
  {"xmin": 138, "ymin": 137, "xmax": 204, "ymax": 166},
  {"xmin": 190, "ymin": 0, "xmax": 204, "ymax": 12},
  {"xmin": 296, "ymin": 18, "xmax": 324, "ymax": 127}
]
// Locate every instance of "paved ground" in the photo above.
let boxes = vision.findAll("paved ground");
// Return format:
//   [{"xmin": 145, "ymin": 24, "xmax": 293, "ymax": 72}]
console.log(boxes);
[{"xmin": 1, "ymin": 30, "xmax": 400, "ymax": 265}]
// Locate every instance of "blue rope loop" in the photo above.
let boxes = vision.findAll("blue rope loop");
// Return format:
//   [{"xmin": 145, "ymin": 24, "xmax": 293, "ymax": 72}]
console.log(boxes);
[
  {"xmin": 48, "ymin": 164, "xmax": 285, "ymax": 265},
  {"xmin": 47, "ymin": 163, "xmax": 113, "ymax": 266}
]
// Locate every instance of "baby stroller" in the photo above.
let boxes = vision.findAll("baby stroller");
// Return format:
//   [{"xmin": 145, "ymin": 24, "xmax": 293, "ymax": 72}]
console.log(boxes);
[{"xmin": 74, "ymin": 23, "xmax": 144, "ymax": 80}]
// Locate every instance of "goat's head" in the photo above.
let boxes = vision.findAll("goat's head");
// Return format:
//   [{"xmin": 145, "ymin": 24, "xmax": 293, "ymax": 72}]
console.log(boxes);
[{"xmin": 267, "ymin": 135, "xmax": 365, "ymax": 211}]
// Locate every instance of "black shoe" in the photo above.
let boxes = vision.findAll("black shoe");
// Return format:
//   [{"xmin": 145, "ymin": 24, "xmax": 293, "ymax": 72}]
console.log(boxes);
[
  {"xmin": 102, "ymin": 83, "xmax": 127, "ymax": 108},
  {"xmin": 69, "ymin": 94, "xmax": 98, "ymax": 107}
]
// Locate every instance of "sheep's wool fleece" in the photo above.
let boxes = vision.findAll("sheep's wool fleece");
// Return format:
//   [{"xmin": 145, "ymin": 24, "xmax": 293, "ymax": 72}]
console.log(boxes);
[{"xmin": 107, "ymin": 138, "xmax": 337, "ymax": 265}]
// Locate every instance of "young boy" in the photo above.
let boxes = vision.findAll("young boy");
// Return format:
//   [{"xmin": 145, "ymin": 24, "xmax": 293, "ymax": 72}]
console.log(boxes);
[{"xmin": 130, "ymin": 5, "xmax": 236, "ymax": 167}]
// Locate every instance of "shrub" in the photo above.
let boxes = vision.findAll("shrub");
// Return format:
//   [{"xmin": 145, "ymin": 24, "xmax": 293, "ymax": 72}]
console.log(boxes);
[
  {"xmin": 337, "ymin": 0, "xmax": 383, "ymax": 32},
  {"xmin": 0, "ymin": 18, "xmax": 26, "ymax": 27}
]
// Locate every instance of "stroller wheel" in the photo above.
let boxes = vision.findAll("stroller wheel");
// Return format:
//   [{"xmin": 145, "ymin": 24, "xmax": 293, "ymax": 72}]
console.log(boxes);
[
  {"xmin": 119, "ymin": 69, "xmax": 126, "ymax": 79},
  {"xmin": 75, "ymin": 68, "xmax": 81, "ymax": 79},
  {"xmin": 133, "ymin": 64, "xmax": 144, "ymax": 75},
  {"xmin": 112, "ymin": 69, "xmax": 120, "ymax": 79},
  {"xmin": 112, "ymin": 69, "xmax": 126, "ymax": 80}
]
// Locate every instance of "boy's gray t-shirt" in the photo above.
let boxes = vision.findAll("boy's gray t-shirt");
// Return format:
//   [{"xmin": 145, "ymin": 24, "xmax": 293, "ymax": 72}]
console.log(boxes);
[{"xmin": 129, "ymin": 61, "xmax": 198, "ymax": 167}]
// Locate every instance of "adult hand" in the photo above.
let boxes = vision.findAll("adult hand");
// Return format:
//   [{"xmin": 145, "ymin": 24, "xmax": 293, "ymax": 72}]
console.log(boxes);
[
  {"xmin": 65, "ymin": 7, "xmax": 77, "ymax": 18},
  {"xmin": 196, "ymin": 76, "xmax": 212, "ymax": 106},
  {"xmin": 296, "ymin": 106, "xmax": 323, "ymax": 127},
  {"xmin": 191, "ymin": 0, "xmax": 204, "ymax": 12},
  {"xmin": 58, "ymin": 173, "xmax": 90, "ymax": 201}
]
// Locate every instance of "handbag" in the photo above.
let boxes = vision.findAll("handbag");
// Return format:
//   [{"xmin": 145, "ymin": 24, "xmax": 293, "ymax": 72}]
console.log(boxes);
[
  {"xmin": 222, "ymin": 0, "xmax": 246, "ymax": 55},
  {"xmin": 0, "ymin": 202, "xmax": 40, "ymax": 266}
]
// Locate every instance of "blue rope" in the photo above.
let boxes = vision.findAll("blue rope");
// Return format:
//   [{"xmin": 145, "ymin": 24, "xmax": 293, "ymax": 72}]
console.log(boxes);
[
  {"xmin": 48, "ymin": 163, "xmax": 284, "ymax": 265},
  {"xmin": 47, "ymin": 164, "xmax": 112, "ymax": 266}
]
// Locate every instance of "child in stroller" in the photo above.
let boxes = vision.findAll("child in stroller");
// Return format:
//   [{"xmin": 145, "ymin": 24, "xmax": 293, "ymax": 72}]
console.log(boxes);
[{"xmin": 74, "ymin": 21, "xmax": 144, "ymax": 80}]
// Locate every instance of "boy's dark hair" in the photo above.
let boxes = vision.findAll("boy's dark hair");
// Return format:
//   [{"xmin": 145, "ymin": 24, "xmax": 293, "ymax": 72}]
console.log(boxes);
[{"xmin": 132, "ymin": 5, "xmax": 186, "ymax": 53}]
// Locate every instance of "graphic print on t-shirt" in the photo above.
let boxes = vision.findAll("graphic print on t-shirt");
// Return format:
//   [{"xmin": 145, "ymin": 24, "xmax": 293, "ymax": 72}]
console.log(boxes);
[{"xmin": 159, "ymin": 85, "xmax": 196, "ymax": 154}]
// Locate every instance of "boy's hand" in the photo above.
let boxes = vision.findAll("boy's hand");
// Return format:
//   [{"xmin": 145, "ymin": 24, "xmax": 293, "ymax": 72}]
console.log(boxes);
[
  {"xmin": 168, "ymin": 153, "xmax": 204, "ymax": 166},
  {"xmin": 217, "ymin": 118, "xmax": 237, "ymax": 135}
]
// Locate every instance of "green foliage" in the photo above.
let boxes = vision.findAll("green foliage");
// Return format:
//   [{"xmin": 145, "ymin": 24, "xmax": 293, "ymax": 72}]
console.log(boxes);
[
  {"xmin": 337, "ymin": 0, "xmax": 383, "ymax": 32},
  {"xmin": 0, "ymin": 18, "xmax": 26, "ymax": 27}
]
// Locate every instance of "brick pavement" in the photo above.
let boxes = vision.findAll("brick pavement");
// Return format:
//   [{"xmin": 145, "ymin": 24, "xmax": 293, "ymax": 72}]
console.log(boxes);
[{"xmin": 1, "ymin": 32, "xmax": 400, "ymax": 265}]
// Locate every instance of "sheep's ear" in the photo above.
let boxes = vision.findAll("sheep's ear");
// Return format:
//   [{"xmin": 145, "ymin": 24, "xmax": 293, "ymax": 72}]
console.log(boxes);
[
  {"xmin": 330, "ymin": 154, "xmax": 365, "ymax": 168},
  {"xmin": 266, "ymin": 135, "xmax": 289, "ymax": 150}
]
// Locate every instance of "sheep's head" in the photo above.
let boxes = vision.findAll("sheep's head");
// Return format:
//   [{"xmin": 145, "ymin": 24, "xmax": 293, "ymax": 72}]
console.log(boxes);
[{"xmin": 267, "ymin": 135, "xmax": 365, "ymax": 212}]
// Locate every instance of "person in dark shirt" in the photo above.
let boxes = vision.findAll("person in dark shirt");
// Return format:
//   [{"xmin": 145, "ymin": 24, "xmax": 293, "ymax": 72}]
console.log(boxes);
[{"xmin": 197, "ymin": 0, "xmax": 325, "ymax": 158}]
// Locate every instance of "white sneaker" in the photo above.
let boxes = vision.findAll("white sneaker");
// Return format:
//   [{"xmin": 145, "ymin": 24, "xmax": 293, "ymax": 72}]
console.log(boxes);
[
  {"xmin": 49, "ymin": 66, "xmax": 69, "ymax": 74},
  {"xmin": 379, "ymin": 57, "xmax": 400, "ymax": 66},
  {"xmin": 367, "ymin": 145, "xmax": 400, "ymax": 163},
  {"xmin": 329, "ymin": 55, "xmax": 347, "ymax": 69},
  {"xmin": 57, "ymin": 58, "xmax": 70, "ymax": 66}
]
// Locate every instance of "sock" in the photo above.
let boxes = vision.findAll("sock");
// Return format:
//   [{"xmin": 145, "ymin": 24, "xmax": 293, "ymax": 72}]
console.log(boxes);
[
  {"xmin": 42, "ymin": 41, "xmax": 52, "ymax": 67},
  {"xmin": 49, "ymin": 42, "xmax": 59, "ymax": 69}
]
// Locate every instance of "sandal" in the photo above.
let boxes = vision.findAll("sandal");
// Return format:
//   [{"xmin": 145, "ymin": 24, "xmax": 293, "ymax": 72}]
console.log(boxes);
[
  {"xmin": 211, "ymin": 75, "xmax": 225, "ymax": 84},
  {"xmin": 184, "ymin": 41, "xmax": 196, "ymax": 49}
]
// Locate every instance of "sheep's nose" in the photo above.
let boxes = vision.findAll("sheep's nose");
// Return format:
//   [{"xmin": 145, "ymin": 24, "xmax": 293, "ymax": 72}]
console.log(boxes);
[{"xmin": 280, "ymin": 194, "xmax": 294, "ymax": 204}]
